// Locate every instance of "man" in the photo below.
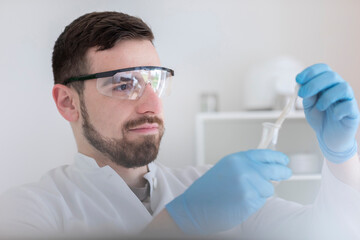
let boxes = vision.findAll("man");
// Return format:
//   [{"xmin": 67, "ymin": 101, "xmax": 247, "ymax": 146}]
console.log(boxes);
[{"xmin": 0, "ymin": 11, "xmax": 359, "ymax": 239}]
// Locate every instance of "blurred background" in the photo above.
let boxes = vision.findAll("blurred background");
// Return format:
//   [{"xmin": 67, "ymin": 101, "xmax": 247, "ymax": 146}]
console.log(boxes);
[{"xmin": 0, "ymin": 0, "xmax": 359, "ymax": 193}]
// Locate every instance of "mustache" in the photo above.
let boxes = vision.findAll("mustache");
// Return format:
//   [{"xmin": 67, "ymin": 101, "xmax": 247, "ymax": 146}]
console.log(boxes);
[{"xmin": 124, "ymin": 116, "xmax": 164, "ymax": 130}]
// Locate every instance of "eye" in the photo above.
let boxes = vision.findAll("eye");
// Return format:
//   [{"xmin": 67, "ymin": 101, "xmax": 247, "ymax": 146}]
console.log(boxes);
[{"xmin": 113, "ymin": 82, "xmax": 132, "ymax": 91}]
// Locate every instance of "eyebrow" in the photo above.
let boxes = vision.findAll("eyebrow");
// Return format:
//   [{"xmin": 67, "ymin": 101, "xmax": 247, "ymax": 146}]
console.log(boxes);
[{"xmin": 99, "ymin": 76, "xmax": 134, "ymax": 88}]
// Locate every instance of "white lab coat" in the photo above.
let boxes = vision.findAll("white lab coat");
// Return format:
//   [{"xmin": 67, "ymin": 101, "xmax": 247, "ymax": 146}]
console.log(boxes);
[{"xmin": 0, "ymin": 153, "xmax": 359, "ymax": 239}]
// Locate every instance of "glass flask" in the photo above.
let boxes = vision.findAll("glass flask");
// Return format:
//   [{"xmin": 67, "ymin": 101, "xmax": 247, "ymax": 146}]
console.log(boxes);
[
  {"xmin": 257, "ymin": 122, "xmax": 281, "ymax": 150},
  {"xmin": 257, "ymin": 122, "xmax": 281, "ymax": 187}
]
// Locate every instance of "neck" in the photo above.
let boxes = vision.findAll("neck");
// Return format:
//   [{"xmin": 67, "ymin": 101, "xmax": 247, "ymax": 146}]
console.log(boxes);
[
  {"xmin": 82, "ymin": 151, "xmax": 149, "ymax": 188},
  {"xmin": 107, "ymin": 161, "xmax": 149, "ymax": 188}
]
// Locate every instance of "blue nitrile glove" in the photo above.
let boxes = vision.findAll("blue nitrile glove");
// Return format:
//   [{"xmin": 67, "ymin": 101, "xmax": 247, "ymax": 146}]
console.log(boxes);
[
  {"xmin": 165, "ymin": 149, "xmax": 292, "ymax": 235},
  {"xmin": 296, "ymin": 63, "xmax": 360, "ymax": 163}
]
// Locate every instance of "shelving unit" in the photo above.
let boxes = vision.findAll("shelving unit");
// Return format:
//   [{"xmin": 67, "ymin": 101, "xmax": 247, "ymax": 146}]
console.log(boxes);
[
  {"xmin": 288, "ymin": 174, "xmax": 321, "ymax": 181},
  {"xmin": 195, "ymin": 111, "xmax": 323, "ymax": 204}
]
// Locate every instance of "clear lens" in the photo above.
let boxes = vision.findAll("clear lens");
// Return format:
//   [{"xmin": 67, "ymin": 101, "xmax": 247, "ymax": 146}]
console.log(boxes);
[{"xmin": 96, "ymin": 69, "xmax": 172, "ymax": 100}]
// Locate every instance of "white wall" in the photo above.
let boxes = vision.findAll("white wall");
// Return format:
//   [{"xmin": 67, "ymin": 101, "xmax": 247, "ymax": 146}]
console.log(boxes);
[{"xmin": 0, "ymin": 0, "xmax": 359, "ymax": 193}]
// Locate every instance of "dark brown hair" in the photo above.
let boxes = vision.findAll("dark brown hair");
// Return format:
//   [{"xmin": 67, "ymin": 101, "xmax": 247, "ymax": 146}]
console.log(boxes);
[{"xmin": 52, "ymin": 11, "xmax": 154, "ymax": 93}]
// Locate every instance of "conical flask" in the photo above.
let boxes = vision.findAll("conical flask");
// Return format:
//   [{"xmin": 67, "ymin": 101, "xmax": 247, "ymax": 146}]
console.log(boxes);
[
  {"xmin": 258, "ymin": 122, "xmax": 282, "ymax": 188},
  {"xmin": 257, "ymin": 122, "xmax": 281, "ymax": 150}
]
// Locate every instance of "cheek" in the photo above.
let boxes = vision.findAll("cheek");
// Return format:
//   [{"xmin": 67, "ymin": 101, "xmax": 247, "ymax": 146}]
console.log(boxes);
[{"xmin": 84, "ymin": 98, "xmax": 133, "ymax": 137}]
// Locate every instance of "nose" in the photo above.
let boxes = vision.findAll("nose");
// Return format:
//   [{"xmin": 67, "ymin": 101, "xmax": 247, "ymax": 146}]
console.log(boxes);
[{"xmin": 135, "ymin": 83, "xmax": 163, "ymax": 115}]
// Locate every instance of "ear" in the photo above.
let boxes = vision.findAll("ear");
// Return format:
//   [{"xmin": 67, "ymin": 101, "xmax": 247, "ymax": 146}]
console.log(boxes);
[{"xmin": 52, "ymin": 84, "xmax": 80, "ymax": 122}]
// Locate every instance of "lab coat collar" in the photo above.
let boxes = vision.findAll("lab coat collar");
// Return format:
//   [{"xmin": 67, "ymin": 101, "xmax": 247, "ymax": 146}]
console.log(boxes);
[
  {"xmin": 73, "ymin": 152, "xmax": 157, "ymax": 174},
  {"xmin": 73, "ymin": 152, "xmax": 106, "ymax": 170},
  {"xmin": 73, "ymin": 152, "xmax": 158, "ymax": 195},
  {"xmin": 72, "ymin": 153, "xmax": 158, "ymax": 225}
]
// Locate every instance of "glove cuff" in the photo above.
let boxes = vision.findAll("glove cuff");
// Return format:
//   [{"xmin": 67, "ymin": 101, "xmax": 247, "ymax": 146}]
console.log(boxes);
[
  {"xmin": 317, "ymin": 137, "xmax": 358, "ymax": 164},
  {"xmin": 165, "ymin": 194, "xmax": 204, "ymax": 235}
]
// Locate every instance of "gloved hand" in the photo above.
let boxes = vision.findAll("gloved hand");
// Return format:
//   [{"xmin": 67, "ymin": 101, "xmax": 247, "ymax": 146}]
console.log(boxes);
[
  {"xmin": 296, "ymin": 63, "xmax": 360, "ymax": 163},
  {"xmin": 165, "ymin": 149, "xmax": 292, "ymax": 235}
]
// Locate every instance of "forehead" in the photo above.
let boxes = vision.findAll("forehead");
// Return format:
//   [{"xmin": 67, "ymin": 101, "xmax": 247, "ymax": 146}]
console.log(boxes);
[{"xmin": 86, "ymin": 39, "xmax": 161, "ymax": 74}]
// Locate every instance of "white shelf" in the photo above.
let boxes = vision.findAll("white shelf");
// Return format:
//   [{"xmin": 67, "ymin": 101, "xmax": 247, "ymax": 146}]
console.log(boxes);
[
  {"xmin": 195, "ymin": 110, "xmax": 321, "ymax": 168},
  {"xmin": 195, "ymin": 110, "xmax": 322, "ymax": 204},
  {"xmin": 287, "ymin": 174, "xmax": 321, "ymax": 181},
  {"xmin": 197, "ymin": 110, "xmax": 305, "ymax": 121},
  {"xmin": 195, "ymin": 111, "xmax": 310, "ymax": 166}
]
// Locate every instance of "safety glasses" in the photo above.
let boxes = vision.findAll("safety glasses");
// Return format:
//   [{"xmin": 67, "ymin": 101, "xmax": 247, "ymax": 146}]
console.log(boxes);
[{"xmin": 63, "ymin": 66, "xmax": 174, "ymax": 100}]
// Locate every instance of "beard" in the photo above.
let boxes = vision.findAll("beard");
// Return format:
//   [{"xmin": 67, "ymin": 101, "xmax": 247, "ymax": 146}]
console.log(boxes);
[{"xmin": 79, "ymin": 97, "xmax": 164, "ymax": 168}]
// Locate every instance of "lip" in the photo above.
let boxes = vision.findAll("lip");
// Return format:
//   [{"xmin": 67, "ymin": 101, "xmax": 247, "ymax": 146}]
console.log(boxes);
[{"xmin": 128, "ymin": 123, "xmax": 159, "ymax": 134}]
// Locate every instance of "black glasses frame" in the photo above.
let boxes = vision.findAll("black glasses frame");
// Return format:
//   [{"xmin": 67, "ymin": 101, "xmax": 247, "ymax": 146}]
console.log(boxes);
[{"xmin": 63, "ymin": 66, "xmax": 174, "ymax": 85}]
